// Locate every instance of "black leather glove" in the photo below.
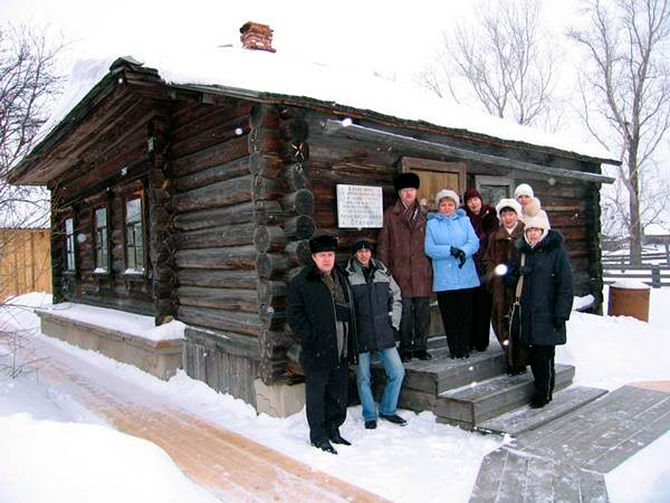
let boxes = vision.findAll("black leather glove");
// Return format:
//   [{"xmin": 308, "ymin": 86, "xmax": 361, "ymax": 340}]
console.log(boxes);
[
  {"xmin": 519, "ymin": 266, "xmax": 532, "ymax": 275},
  {"xmin": 552, "ymin": 317, "xmax": 566, "ymax": 329},
  {"xmin": 450, "ymin": 247, "xmax": 466, "ymax": 268}
]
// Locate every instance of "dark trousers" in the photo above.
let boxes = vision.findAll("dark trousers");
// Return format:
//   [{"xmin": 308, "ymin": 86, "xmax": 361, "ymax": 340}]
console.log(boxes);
[
  {"xmin": 399, "ymin": 297, "xmax": 430, "ymax": 354},
  {"xmin": 529, "ymin": 345, "xmax": 556, "ymax": 403},
  {"xmin": 436, "ymin": 288, "xmax": 475, "ymax": 358},
  {"xmin": 304, "ymin": 362, "xmax": 348, "ymax": 444},
  {"xmin": 469, "ymin": 283, "xmax": 492, "ymax": 351}
]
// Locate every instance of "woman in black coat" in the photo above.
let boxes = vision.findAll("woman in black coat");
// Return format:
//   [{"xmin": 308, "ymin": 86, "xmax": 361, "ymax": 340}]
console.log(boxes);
[{"xmin": 506, "ymin": 212, "xmax": 573, "ymax": 408}]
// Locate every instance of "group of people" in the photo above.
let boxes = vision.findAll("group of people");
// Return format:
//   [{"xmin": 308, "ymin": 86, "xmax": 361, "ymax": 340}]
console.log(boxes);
[{"xmin": 286, "ymin": 173, "xmax": 573, "ymax": 454}]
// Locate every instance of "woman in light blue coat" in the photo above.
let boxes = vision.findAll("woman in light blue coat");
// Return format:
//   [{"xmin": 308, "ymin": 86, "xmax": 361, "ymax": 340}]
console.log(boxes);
[{"xmin": 425, "ymin": 189, "xmax": 480, "ymax": 358}]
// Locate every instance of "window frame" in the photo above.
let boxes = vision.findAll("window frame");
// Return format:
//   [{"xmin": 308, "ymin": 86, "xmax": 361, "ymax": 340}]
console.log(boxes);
[
  {"xmin": 92, "ymin": 205, "xmax": 110, "ymax": 274},
  {"xmin": 122, "ymin": 192, "xmax": 147, "ymax": 276},
  {"xmin": 64, "ymin": 215, "xmax": 76, "ymax": 273}
]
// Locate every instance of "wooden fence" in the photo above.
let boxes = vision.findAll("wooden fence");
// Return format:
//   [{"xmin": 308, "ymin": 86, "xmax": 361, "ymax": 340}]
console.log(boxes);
[
  {"xmin": 602, "ymin": 264, "xmax": 670, "ymax": 289},
  {"xmin": 602, "ymin": 250, "xmax": 670, "ymax": 266},
  {"xmin": 0, "ymin": 229, "xmax": 52, "ymax": 301}
]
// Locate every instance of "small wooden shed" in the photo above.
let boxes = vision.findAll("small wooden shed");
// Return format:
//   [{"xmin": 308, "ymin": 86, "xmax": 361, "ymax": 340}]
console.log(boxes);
[
  {"xmin": 0, "ymin": 228, "xmax": 52, "ymax": 301},
  {"xmin": 9, "ymin": 23, "xmax": 618, "ymax": 407}
]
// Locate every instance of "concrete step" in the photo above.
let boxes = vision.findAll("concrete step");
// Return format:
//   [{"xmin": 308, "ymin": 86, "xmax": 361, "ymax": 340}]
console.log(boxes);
[
  {"xmin": 433, "ymin": 364, "xmax": 576, "ymax": 429},
  {"xmin": 476, "ymin": 385, "xmax": 608, "ymax": 436},
  {"xmin": 393, "ymin": 347, "xmax": 507, "ymax": 395}
]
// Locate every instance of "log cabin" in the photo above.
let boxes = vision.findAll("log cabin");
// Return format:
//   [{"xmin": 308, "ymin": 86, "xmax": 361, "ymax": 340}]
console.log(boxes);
[{"xmin": 9, "ymin": 22, "xmax": 618, "ymax": 410}]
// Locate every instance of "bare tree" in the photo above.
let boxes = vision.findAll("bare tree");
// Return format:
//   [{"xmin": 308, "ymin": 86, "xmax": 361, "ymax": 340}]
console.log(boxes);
[
  {"xmin": 418, "ymin": 0, "xmax": 560, "ymax": 129},
  {"xmin": 0, "ymin": 23, "xmax": 65, "ymax": 229},
  {"xmin": 569, "ymin": 0, "xmax": 670, "ymax": 264}
]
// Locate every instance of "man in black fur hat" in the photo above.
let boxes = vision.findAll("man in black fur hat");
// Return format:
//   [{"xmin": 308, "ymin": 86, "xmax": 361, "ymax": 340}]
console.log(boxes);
[
  {"xmin": 378, "ymin": 172, "xmax": 433, "ymax": 362},
  {"xmin": 286, "ymin": 233, "xmax": 357, "ymax": 454}
]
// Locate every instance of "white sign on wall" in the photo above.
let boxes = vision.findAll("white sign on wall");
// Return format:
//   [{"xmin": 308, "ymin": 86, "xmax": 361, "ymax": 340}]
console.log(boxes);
[{"xmin": 336, "ymin": 184, "xmax": 384, "ymax": 228}]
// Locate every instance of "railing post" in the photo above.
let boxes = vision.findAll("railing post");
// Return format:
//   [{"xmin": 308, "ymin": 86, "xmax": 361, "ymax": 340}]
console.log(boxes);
[{"xmin": 651, "ymin": 266, "xmax": 661, "ymax": 289}]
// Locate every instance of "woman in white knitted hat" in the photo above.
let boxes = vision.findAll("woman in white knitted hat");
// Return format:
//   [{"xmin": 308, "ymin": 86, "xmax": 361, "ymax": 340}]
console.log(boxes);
[
  {"xmin": 504, "ymin": 210, "xmax": 573, "ymax": 408},
  {"xmin": 424, "ymin": 189, "xmax": 480, "ymax": 359},
  {"xmin": 482, "ymin": 198, "xmax": 527, "ymax": 375},
  {"xmin": 514, "ymin": 183, "xmax": 551, "ymax": 228}
]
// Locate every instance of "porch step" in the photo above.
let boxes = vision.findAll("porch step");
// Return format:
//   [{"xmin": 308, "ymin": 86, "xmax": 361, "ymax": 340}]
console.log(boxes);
[
  {"xmin": 476, "ymin": 385, "xmax": 608, "ymax": 435},
  {"xmin": 433, "ymin": 364, "xmax": 576, "ymax": 429},
  {"xmin": 397, "ymin": 346, "xmax": 507, "ymax": 395}
]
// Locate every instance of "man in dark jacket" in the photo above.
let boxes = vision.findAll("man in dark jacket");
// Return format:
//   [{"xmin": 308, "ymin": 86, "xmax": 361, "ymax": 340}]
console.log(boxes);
[
  {"xmin": 378, "ymin": 172, "xmax": 433, "ymax": 362},
  {"xmin": 506, "ymin": 212, "xmax": 573, "ymax": 408},
  {"xmin": 286, "ymin": 234, "xmax": 357, "ymax": 454},
  {"xmin": 346, "ymin": 239, "xmax": 406, "ymax": 430}
]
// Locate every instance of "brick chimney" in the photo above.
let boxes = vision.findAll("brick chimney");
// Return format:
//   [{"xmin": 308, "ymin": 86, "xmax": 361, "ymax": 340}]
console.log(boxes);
[{"xmin": 240, "ymin": 22, "xmax": 276, "ymax": 53}]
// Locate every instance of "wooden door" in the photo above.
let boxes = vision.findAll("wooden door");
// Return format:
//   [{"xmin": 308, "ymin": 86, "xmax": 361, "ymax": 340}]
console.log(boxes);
[
  {"xmin": 400, "ymin": 157, "xmax": 467, "ymax": 337},
  {"xmin": 401, "ymin": 157, "xmax": 466, "ymax": 211}
]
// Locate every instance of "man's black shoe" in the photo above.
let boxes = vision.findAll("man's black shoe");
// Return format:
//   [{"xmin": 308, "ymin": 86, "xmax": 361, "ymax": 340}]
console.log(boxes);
[
  {"xmin": 311, "ymin": 439, "xmax": 338, "ymax": 454},
  {"xmin": 328, "ymin": 430, "xmax": 351, "ymax": 446},
  {"xmin": 365, "ymin": 420, "xmax": 377, "ymax": 430},
  {"xmin": 414, "ymin": 350, "xmax": 432, "ymax": 360},
  {"xmin": 379, "ymin": 413, "xmax": 407, "ymax": 426},
  {"xmin": 400, "ymin": 351, "xmax": 413, "ymax": 363}
]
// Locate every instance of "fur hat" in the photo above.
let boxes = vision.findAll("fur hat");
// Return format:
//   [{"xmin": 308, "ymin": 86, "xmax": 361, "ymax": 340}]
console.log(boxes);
[
  {"xmin": 434, "ymin": 189, "xmax": 460, "ymax": 208},
  {"xmin": 495, "ymin": 198, "xmax": 522, "ymax": 218},
  {"xmin": 514, "ymin": 183, "xmax": 534, "ymax": 199},
  {"xmin": 522, "ymin": 197, "xmax": 542, "ymax": 217},
  {"xmin": 309, "ymin": 234, "xmax": 338, "ymax": 253},
  {"xmin": 463, "ymin": 186, "xmax": 483, "ymax": 204},
  {"xmin": 393, "ymin": 172, "xmax": 421, "ymax": 192},
  {"xmin": 523, "ymin": 211, "xmax": 550, "ymax": 231},
  {"xmin": 352, "ymin": 239, "xmax": 374, "ymax": 254}
]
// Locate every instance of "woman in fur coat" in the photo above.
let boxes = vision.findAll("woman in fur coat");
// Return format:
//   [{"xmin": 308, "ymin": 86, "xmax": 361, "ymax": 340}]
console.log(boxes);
[{"xmin": 482, "ymin": 199, "xmax": 527, "ymax": 375}]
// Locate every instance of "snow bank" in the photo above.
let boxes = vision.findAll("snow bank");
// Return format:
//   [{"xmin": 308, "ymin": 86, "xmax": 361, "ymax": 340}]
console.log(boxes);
[{"xmin": 0, "ymin": 414, "xmax": 219, "ymax": 503}]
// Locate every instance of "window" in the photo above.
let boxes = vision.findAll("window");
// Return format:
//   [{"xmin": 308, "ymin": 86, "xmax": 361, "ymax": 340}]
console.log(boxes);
[
  {"xmin": 65, "ymin": 217, "xmax": 76, "ymax": 271},
  {"xmin": 125, "ymin": 197, "xmax": 144, "ymax": 272},
  {"xmin": 94, "ymin": 207, "xmax": 109, "ymax": 272},
  {"xmin": 475, "ymin": 175, "xmax": 514, "ymax": 206}
]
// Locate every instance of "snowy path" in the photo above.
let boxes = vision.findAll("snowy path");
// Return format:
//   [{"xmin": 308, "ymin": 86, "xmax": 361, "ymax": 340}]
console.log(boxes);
[{"xmin": 11, "ymin": 334, "xmax": 389, "ymax": 502}]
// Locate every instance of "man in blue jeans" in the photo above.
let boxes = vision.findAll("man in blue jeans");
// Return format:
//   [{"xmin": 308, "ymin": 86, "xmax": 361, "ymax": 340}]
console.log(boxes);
[{"xmin": 345, "ymin": 239, "xmax": 406, "ymax": 429}]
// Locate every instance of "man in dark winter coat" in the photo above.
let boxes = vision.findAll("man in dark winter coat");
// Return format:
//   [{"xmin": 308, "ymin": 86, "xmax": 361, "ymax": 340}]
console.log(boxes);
[
  {"xmin": 463, "ymin": 187, "xmax": 499, "ymax": 352},
  {"xmin": 377, "ymin": 172, "xmax": 433, "ymax": 362},
  {"xmin": 506, "ymin": 212, "xmax": 573, "ymax": 408},
  {"xmin": 286, "ymin": 234, "xmax": 357, "ymax": 454},
  {"xmin": 346, "ymin": 239, "xmax": 406, "ymax": 430}
]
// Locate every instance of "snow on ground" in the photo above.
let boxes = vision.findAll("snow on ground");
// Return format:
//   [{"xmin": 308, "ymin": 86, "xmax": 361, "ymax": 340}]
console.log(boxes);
[{"xmin": 1, "ymin": 289, "xmax": 669, "ymax": 502}]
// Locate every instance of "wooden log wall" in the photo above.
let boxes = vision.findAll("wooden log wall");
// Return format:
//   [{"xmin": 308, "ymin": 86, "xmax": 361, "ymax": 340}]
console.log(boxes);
[
  {"xmin": 47, "ymin": 90, "xmax": 161, "ymax": 316},
  {"xmin": 147, "ymin": 111, "xmax": 177, "ymax": 324},
  {"xmin": 171, "ymin": 98, "xmax": 261, "ymax": 338},
  {"xmin": 173, "ymin": 100, "xmax": 308, "ymax": 388}
]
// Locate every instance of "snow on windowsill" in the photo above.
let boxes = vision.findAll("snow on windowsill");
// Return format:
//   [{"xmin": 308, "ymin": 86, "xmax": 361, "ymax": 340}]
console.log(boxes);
[{"xmin": 37, "ymin": 302, "xmax": 185, "ymax": 342}]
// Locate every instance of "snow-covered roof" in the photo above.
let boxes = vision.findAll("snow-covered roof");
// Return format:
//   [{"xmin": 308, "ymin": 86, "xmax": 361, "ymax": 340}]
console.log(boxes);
[{"xmin": 35, "ymin": 47, "xmax": 618, "ymax": 165}]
